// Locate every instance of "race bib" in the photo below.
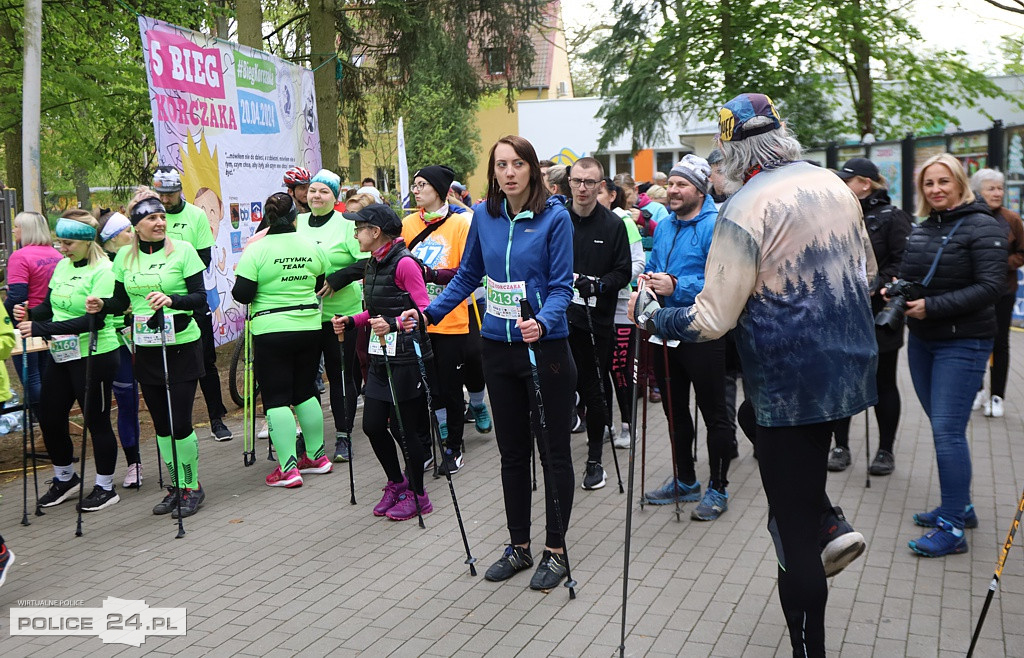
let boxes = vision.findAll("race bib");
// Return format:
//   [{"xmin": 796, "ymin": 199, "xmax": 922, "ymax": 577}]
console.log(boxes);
[
  {"xmin": 49, "ymin": 334, "xmax": 81, "ymax": 363},
  {"xmin": 486, "ymin": 278, "xmax": 527, "ymax": 319},
  {"xmin": 133, "ymin": 314, "xmax": 175, "ymax": 346},
  {"xmin": 118, "ymin": 325, "xmax": 134, "ymax": 352},
  {"xmin": 425, "ymin": 282, "xmax": 445, "ymax": 302},
  {"xmin": 570, "ymin": 273, "xmax": 597, "ymax": 307},
  {"xmin": 648, "ymin": 334, "xmax": 681, "ymax": 348},
  {"xmin": 368, "ymin": 332, "xmax": 397, "ymax": 356}
]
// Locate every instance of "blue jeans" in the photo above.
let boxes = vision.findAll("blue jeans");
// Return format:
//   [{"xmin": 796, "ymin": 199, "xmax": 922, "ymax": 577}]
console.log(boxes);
[
  {"xmin": 12, "ymin": 351, "xmax": 47, "ymax": 414},
  {"xmin": 112, "ymin": 345, "xmax": 140, "ymax": 454},
  {"xmin": 907, "ymin": 334, "xmax": 991, "ymax": 529}
]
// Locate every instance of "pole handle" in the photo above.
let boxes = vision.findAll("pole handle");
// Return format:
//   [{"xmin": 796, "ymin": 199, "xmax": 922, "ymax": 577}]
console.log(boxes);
[
  {"xmin": 519, "ymin": 297, "xmax": 535, "ymax": 322},
  {"xmin": 147, "ymin": 307, "xmax": 165, "ymax": 331}
]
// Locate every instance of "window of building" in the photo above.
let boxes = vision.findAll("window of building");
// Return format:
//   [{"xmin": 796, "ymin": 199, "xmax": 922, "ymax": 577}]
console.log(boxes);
[
  {"xmin": 593, "ymin": 153, "xmax": 611, "ymax": 176},
  {"xmin": 484, "ymin": 49, "xmax": 506, "ymax": 76},
  {"xmin": 615, "ymin": 153, "xmax": 633, "ymax": 177},
  {"xmin": 656, "ymin": 151, "xmax": 675, "ymax": 176}
]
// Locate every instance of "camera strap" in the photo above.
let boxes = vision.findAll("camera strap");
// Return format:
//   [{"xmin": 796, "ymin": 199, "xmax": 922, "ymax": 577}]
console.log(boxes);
[{"xmin": 921, "ymin": 217, "xmax": 966, "ymax": 287}]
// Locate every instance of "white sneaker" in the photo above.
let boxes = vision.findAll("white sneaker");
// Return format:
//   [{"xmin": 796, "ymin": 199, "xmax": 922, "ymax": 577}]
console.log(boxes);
[
  {"xmin": 613, "ymin": 428, "xmax": 631, "ymax": 449},
  {"xmin": 256, "ymin": 421, "xmax": 300, "ymax": 439},
  {"xmin": 989, "ymin": 395, "xmax": 1004, "ymax": 418},
  {"xmin": 973, "ymin": 389, "xmax": 988, "ymax": 411},
  {"xmin": 123, "ymin": 463, "xmax": 143, "ymax": 489}
]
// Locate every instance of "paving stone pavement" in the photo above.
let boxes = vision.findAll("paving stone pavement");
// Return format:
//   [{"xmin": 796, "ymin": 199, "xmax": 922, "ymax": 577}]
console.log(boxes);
[{"xmin": 1, "ymin": 333, "xmax": 1023, "ymax": 657}]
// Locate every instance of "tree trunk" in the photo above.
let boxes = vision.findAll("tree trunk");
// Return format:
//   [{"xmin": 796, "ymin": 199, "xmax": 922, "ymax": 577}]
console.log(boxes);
[
  {"xmin": 236, "ymin": 0, "xmax": 263, "ymax": 50},
  {"xmin": 21, "ymin": 0, "xmax": 43, "ymax": 213},
  {"xmin": 74, "ymin": 166, "xmax": 90, "ymax": 209},
  {"xmin": 851, "ymin": 0, "xmax": 873, "ymax": 136},
  {"xmin": 0, "ymin": 14, "xmax": 22, "ymax": 208},
  {"xmin": 310, "ymin": 0, "xmax": 339, "ymax": 173}
]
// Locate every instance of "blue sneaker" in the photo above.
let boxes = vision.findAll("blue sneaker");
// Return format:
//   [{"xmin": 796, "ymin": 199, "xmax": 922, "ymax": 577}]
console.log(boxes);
[
  {"xmin": 913, "ymin": 504, "xmax": 978, "ymax": 529},
  {"xmin": 691, "ymin": 487, "xmax": 728, "ymax": 520},
  {"xmin": 644, "ymin": 476, "xmax": 700, "ymax": 505},
  {"xmin": 470, "ymin": 402, "xmax": 492, "ymax": 434},
  {"xmin": 909, "ymin": 518, "xmax": 968, "ymax": 557}
]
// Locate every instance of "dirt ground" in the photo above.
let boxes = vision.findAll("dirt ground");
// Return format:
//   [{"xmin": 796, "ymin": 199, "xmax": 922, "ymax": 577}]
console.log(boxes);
[{"xmin": 0, "ymin": 341, "xmax": 242, "ymax": 487}]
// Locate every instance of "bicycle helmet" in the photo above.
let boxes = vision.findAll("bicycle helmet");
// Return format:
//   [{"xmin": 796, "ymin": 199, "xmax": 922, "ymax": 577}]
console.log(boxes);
[{"xmin": 283, "ymin": 166, "xmax": 312, "ymax": 187}]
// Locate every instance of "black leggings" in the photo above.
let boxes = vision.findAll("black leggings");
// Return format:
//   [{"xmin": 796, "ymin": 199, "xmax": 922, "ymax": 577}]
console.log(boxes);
[
  {"xmin": 757, "ymin": 421, "xmax": 836, "ymax": 658},
  {"xmin": 254, "ymin": 329, "xmax": 321, "ymax": 407},
  {"xmin": 834, "ymin": 348, "xmax": 900, "ymax": 453},
  {"xmin": 362, "ymin": 391, "xmax": 427, "ymax": 495},
  {"xmin": 569, "ymin": 326, "xmax": 612, "ymax": 462},
  {"xmin": 463, "ymin": 301, "xmax": 485, "ymax": 394},
  {"xmin": 428, "ymin": 333, "xmax": 466, "ymax": 450},
  {"xmin": 607, "ymin": 324, "xmax": 635, "ymax": 424},
  {"xmin": 194, "ymin": 309, "xmax": 227, "ymax": 421},
  {"xmin": 319, "ymin": 321, "xmax": 360, "ymax": 435},
  {"xmin": 39, "ymin": 350, "xmax": 120, "ymax": 476},
  {"xmin": 652, "ymin": 338, "xmax": 735, "ymax": 490},
  {"xmin": 990, "ymin": 292, "xmax": 1014, "ymax": 397},
  {"xmin": 483, "ymin": 338, "xmax": 576, "ymax": 548},
  {"xmin": 140, "ymin": 379, "xmax": 199, "ymax": 440}
]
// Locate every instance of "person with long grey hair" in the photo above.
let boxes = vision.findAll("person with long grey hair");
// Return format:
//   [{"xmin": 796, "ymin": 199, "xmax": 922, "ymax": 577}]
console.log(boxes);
[{"xmin": 630, "ymin": 93, "xmax": 875, "ymax": 657}]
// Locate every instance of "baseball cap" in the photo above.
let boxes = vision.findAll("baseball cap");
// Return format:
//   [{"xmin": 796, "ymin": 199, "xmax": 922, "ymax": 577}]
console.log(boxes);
[
  {"xmin": 718, "ymin": 93, "xmax": 782, "ymax": 143},
  {"xmin": 835, "ymin": 158, "xmax": 880, "ymax": 182},
  {"xmin": 342, "ymin": 203, "xmax": 403, "ymax": 236}
]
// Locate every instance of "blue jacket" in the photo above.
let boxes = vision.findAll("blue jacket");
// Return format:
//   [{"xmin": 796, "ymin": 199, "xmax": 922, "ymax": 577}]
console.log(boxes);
[
  {"xmin": 645, "ymin": 194, "xmax": 718, "ymax": 307},
  {"xmin": 426, "ymin": 196, "xmax": 574, "ymax": 342}
]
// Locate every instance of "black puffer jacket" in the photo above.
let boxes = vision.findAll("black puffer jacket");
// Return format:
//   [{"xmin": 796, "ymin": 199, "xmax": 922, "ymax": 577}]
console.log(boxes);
[
  {"xmin": 863, "ymin": 189, "xmax": 914, "ymax": 352},
  {"xmin": 898, "ymin": 201, "xmax": 1005, "ymax": 341}
]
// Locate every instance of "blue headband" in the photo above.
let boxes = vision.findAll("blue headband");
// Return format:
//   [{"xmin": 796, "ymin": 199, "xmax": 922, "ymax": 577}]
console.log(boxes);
[
  {"xmin": 129, "ymin": 198, "xmax": 166, "ymax": 225},
  {"xmin": 55, "ymin": 217, "xmax": 98, "ymax": 241}
]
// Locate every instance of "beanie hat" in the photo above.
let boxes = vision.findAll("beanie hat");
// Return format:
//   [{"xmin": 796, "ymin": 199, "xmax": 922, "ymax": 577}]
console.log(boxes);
[
  {"xmin": 152, "ymin": 166, "xmax": 182, "ymax": 193},
  {"xmin": 310, "ymin": 169, "xmax": 341, "ymax": 199},
  {"xmin": 668, "ymin": 155, "xmax": 711, "ymax": 195},
  {"xmin": 413, "ymin": 165, "xmax": 456, "ymax": 200},
  {"xmin": 718, "ymin": 93, "xmax": 782, "ymax": 142},
  {"xmin": 356, "ymin": 185, "xmax": 384, "ymax": 205}
]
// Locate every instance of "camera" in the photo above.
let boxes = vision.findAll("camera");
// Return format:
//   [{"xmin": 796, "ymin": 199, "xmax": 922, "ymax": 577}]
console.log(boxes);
[{"xmin": 874, "ymin": 279, "xmax": 923, "ymax": 331}]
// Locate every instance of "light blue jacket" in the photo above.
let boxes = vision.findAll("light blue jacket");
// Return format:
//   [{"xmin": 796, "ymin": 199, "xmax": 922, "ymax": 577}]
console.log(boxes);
[{"xmin": 645, "ymin": 194, "xmax": 718, "ymax": 307}]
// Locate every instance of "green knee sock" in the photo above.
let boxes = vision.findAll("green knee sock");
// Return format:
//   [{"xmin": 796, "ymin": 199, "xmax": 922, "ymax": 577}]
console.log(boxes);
[
  {"xmin": 156, "ymin": 435, "xmax": 175, "ymax": 487},
  {"xmin": 294, "ymin": 397, "xmax": 325, "ymax": 460},
  {"xmin": 175, "ymin": 432, "xmax": 200, "ymax": 489},
  {"xmin": 267, "ymin": 406, "xmax": 299, "ymax": 471}
]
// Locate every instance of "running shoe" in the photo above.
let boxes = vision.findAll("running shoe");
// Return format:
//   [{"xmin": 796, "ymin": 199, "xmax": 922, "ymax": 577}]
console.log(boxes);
[
  {"xmin": 333, "ymin": 433, "xmax": 351, "ymax": 462},
  {"xmin": 913, "ymin": 504, "xmax": 978, "ymax": 529},
  {"xmin": 152, "ymin": 487, "xmax": 178, "ymax": 515},
  {"xmin": 123, "ymin": 462, "xmax": 143, "ymax": 489},
  {"xmin": 644, "ymin": 476, "xmax": 700, "ymax": 505},
  {"xmin": 988, "ymin": 395, "xmax": 1005, "ymax": 418},
  {"xmin": 266, "ymin": 466, "xmax": 303, "ymax": 488},
  {"xmin": 76, "ymin": 485, "xmax": 120, "ymax": 512},
  {"xmin": 529, "ymin": 550, "xmax": 569, "ymax": 591},
  {"xmin": 171, "ymin": 485, "xmax": 206, "ymax": 518},
  {"xmin": 0, "ymin": 544, "xmax": 13, "ymax": 590},
  {"xmin": 691, "ymin": 488, "xmax": 728, "ymax": 521},
  {"xmin": 436, "ymin": 448, "xmax": 463, "ymax": 476},
  {"xmin": 386, "ymin": 490, "xmax": 433, "ymax": 521},
  {"xmin": 210, "ymin": 418, "xmax": 233, "ymax": 441},
  {"xmin": 909, "ymin": 518, "xmax": 968, "ymax": 557},
  {"xmin": 582, "ymin": 462, "xmax": 606, "ymax": 490},
  {"xmin": 297, "ymin": 455, "xmax": 333, "ymax": 474},
  {"xmin": 827, "ymin": 446, "xmax": 851, "ymax": 472},
  {"xmin": 484, "ymin": 545, "xmax": 533, "ymax": 582},
  {"xmin": 38, "ymin": 474, "xmax": 82, "ymax": 508},
  {"xmin": 470, "ymin": 402, "xmax": 492, "ymax": 433},
  {"xmin": 819, "ymin": 506, "xmax": 867, "ymax": 577},
  {"xmin": 613, "ymin": 427, "xmax": 631, "ymax": 449},
  {"xmin": 972, "ymin": 389, "xmax": 988, "ymax": 411},
  {"xmin": 648, "ymin": 388, "xmax": 661, "ymax": 403},
  {"xmin": 438, "ymin": 421, "xmax": 448, "ymax": 442},
  {"xmin": 423, "ymin": 454, "xmax": 434, "ymax": 472},
  {"xmin": 868, "ymin": 450, "xmax": 895, "ymax": 476},
  {"xmin": 374, "ymin": 478, "xmax": 408, "ymax": 516}
]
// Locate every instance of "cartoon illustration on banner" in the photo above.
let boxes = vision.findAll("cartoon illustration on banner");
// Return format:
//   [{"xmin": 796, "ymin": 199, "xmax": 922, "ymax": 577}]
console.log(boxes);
[{"xmin": 138, "ymin": 15, "xmax": 321, "ymax": 345}]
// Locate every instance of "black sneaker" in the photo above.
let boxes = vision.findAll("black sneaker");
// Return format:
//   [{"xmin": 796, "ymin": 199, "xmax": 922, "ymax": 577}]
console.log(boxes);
[
  {"xmin": 423, "ymin": 454, "xmax": 434, "ymax": 472},
  {"xmin": 211, "ymin": 418, "xmax": 233, "ymax": 442},
  {"xmin": 153, "ymin": 487, "xmax": 179, "ymax": 515},
  {"xmin": 333, "ymin": 433, "xmax": 351, "ymax": 463},
  {"xmin": 529, "ymin": 550, "xmax": 569, "ymax": 591},
  {"xmin": 581, "ymin": 461, "xmax": 606, "ymax": 490},
  {"xmin": 868, "ymin": 449, "xmax": 895, "ymax": 476},
  {"xmin": 827, "ymin": 447, "xmax": 851, "ymax": 472},
  {"xmin": 484, "ymin": 545, "xmax": 534, "ymax": 582},
  {"xmin": 0, "ymin": 544, "xmax": 13, "ymax": 590},
  {"xmin": 437, "ymin": 448, "xmax": 463, "ymax": 476},
  {"xmin": 76, "ymin": 485, "xmax": 120, "ymax": 512},
  {"xmin": 38, "ymin": 474, "xmax": 82, "ymax": 508},
  {"xmin": 819, "ymin": 506, "xmax": 866, "ymax": 577},
  {"xmin": 171, "ymin": 485, "xmax": 206, "ymax": 519},
  {"xmin": 571, "ymin": 412, "xmax": 586, "ymax": 434}
]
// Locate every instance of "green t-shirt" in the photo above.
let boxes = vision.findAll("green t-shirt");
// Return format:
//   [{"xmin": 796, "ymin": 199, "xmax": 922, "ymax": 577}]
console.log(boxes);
[
  {"xmin": 47, "ymin": 257, "xmax": 119, "ymax": 357},
  {"xmin": 235, "ymin": 232, "xmax": 329, "ymax": 335},
  {"xmin": 112, "ymin": 242, "xmax": 206, "ymax": 346},
  {"xmin": 296, "ymin": 210, "xmax": 368, "ymax": 318},
  {"xmin": 166, "ymin": 201, "xmax": 216, "ymax": 251}
]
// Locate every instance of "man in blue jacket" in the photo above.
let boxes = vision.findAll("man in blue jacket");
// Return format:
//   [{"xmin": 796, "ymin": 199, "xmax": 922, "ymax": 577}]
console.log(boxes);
[{"xmin": 641, "ymin": 155, "xmax": 735, "ymax": 521}]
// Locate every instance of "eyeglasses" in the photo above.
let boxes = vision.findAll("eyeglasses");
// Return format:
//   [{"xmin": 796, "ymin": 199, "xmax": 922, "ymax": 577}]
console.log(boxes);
[
  {"xmin": 568, "ymin": 178, "xmax": 601, "ymax": 190},
  {"xmin": 354, "ymin": 224, "xmax": 375, "ymax": 234},
  {"xmin": 411, "ymin": 182, "xmax": 428, "ymax": 192}
]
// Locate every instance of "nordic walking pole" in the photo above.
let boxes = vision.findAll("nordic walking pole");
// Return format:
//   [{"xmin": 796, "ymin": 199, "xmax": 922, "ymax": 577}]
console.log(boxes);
[
  {"xmin": 149, "ymin": 308, "xmax": 185, "ymax": 538},
  {"xmin": 582, "ymin": 301, "xmax": 623, "ymax": 493},
  {"xmin": 334, "ymin": 316, "xmax": 356, "ymax": 505},
  {"xmin": 242, "ymin": 307, "xmax": 256, "ymax": 467},
  {"xmin": 20, "ymin": 337, "xmax": 33, "ymax": 525},
  {"xmin": 660, "ymin": 341, "xmax": 683, "ymax": 522},
  {"xmin": 16, "ymin": 308, "xmax": 46, "ymax": 518},
  {"xmin": 377, "ymin": 324, "xmax": 425, "ymax": 528},
  {"xmin": 406, "ymin": 301, "xmax": 477, "ymax": 575},
  {"xmin": 864, "ymin": 410, "xmax": 871, "ymax": 489},
  {"xmin": 532, "ymin": 442, "xmax": 538, "ymax": 491},
  {"xmin": 967, "ymin": 484, "xmax": 1024, "ymax": 657},
  {"xmin": 520, "ymin": 298, "xmax": 577, "ymax": 599},
  {"xmin": 620, "ymin": 296, "xmax": 645, "ymax": 657},
  {"xmin": 75, "ymin": 314, "xmax": 98, "ymax": 537}
]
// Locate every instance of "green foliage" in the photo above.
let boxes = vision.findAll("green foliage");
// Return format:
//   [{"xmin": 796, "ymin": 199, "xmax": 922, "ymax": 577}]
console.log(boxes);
[
  {"xmin": 587, "ymin": 0, "xmax": 1019, "ymax": 150},
  {"xmin": 1000, "ymin": 35, "xmax": 1024, "ymax": 75},
  {"xmin": 403, "ymin": 69, "xmax": 480, "ymax": 180}
]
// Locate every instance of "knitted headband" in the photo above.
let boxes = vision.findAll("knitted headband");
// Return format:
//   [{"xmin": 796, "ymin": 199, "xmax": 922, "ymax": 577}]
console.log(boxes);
[{"xmin": 55, "ymin": 217, "xmax": 98, "ymax": 241}]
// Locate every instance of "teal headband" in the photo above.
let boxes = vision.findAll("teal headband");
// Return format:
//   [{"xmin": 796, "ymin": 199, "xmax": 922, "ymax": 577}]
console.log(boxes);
[{"xmin": 55, "ymin": 217, "xmax": 98, "ymax": 241}]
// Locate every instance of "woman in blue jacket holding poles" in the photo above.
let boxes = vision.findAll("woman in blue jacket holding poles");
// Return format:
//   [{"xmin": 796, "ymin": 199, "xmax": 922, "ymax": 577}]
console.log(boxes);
[{"xmin": 402, "ymin": 136, "xmax": 577, "ymax": 593}]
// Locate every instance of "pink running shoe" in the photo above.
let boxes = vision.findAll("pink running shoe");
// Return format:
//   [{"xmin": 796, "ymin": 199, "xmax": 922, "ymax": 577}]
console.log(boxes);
[
  {"xmin": 373, "ymin": 478, "xmax": 408, "ymax": 516},
  {"xmin": 297, "ymin": 455, "xmax": 333, "ymax": 474},
  {"xmin": 266, "ymin": 466, "xmax": 303, "ymax": 488},
  {"xmin": 386, "ymin": 490, "xmax": 433, "ymax": 521}
]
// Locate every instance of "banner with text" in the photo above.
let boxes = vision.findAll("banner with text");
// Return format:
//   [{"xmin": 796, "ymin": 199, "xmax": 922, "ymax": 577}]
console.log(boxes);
[{"xmin": 138, "ymin": 16, "xmax": 321, "ymax": 345}]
